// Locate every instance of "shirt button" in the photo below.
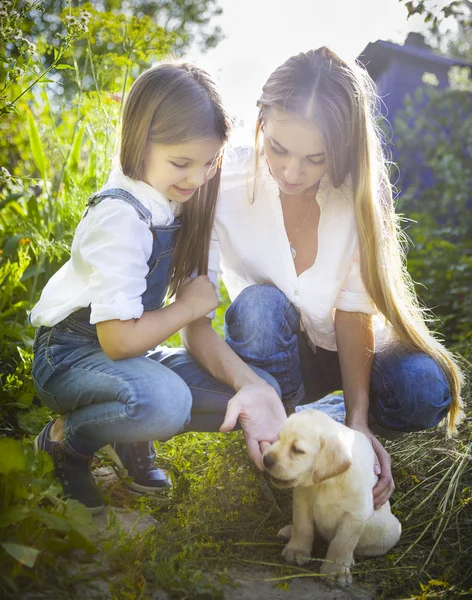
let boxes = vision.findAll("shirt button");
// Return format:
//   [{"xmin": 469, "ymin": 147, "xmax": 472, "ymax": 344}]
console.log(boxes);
[{"xmin": 294, "ymin": 290, "xmax": 299, "ymax": 296}]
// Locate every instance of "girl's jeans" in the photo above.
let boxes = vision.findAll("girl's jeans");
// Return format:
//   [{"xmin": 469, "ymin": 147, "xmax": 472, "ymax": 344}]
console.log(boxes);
[
  {"xmin": 224, "ymin": 284, "xmax": 452, "ymax": 439},
  {"xmin": 32, "ymin": 320, "xmax": 280, "ymax": 458}
]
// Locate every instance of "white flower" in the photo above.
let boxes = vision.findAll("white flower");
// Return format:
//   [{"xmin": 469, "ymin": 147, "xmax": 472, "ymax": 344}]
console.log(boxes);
[{"xmin": 1, "ymin": 166, "xmax": 12, "ymax": 180}]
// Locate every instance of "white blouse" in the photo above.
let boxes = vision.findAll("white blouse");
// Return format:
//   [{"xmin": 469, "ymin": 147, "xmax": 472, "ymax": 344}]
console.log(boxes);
[
  {"xmin": 29, "ymin": 169, "xmax": 182, "ymax": 327},
  {"xmin": 211, "ymin": 147, "xmax": 377, "ymax": 351}
]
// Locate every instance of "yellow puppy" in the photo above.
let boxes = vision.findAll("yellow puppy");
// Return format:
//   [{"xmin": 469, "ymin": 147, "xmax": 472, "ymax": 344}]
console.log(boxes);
[{"xmin": 263, "ymin": 409, "xmax": 401, "ymax": 586}]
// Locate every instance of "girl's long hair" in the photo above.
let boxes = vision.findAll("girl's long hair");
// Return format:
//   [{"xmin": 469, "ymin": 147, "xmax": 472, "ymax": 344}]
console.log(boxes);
[
  {"xmin": 120, "ymin": 62, "xmax": 231, "ymax": 296},
  {"xmin": 254, "ymin": 47, "xmax": 464, "ymax": 434}
]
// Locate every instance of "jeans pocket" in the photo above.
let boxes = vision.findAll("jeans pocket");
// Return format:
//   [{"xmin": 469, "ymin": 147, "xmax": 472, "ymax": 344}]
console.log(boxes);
[{"xmin": 32, "ymin": 372, "xmax": 63, "ymax": 413}]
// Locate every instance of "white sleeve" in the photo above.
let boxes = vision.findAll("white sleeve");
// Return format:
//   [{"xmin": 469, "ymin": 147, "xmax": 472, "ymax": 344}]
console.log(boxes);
[
  {"xmin": 334, "ymin": 248, "xmax": 376, "ymax": 314},
  {"xmin": 77, "ymin": 199, "xmax": 154, "ymax": 324}
]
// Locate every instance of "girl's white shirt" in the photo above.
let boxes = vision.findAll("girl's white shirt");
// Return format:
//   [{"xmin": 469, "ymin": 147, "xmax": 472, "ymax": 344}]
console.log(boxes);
[
  {"xmin": 211, "ymin": 147, "xmax": 378, "ymax": 352},
  {"xmin": 29, "ymin": 168, "xmax": 191, "ymax": 327}
]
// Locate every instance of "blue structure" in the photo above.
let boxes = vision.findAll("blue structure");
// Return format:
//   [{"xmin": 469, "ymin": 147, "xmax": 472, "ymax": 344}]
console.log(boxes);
[{"xmin": 358, "ymin": 32, "xmax": 472, "ymax": 128}]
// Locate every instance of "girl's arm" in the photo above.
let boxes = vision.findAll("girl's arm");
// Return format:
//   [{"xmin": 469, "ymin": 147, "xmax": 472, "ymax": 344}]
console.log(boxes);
[
  {"xmin": 335, "ymin": 309, "xmax": 394, "ymax": 508},
  {"xmin": 181, "ymin": 317, "xmax": 287, "ymax": 470},
  {"xmin": 97, "ymin": 276, "xmax": 217, "ymax": 360}
]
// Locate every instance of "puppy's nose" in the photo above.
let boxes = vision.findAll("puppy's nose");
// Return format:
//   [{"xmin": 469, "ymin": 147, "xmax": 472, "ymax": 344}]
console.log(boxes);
[{"xmin": 263, "ymin": 453, "xmax": 276, "ymax": 470}]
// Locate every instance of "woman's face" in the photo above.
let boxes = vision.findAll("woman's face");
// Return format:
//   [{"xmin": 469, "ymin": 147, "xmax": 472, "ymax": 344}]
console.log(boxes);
[
  {"xmin": 143, "ymin": 137, "xmax": 223, "ymax": 203},
  {"xmin": 262, "ymin": 109, "xmax": 329, "ymax": 196}
]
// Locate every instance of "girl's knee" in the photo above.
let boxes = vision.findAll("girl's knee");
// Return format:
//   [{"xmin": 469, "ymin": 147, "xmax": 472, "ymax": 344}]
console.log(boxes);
[{"xmin": 125, "ymin": 377, "xmax": 192, "ymax": 440}]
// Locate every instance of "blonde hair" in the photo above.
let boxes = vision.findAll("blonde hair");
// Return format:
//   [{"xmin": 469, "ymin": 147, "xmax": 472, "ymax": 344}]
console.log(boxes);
[
  {"xmin": 254, "ymin": 47, "xmax": 464, "ymax": 434},
  {"xmin": 120, "ymin": 61, "xmax": 231, "ymax": 295}
]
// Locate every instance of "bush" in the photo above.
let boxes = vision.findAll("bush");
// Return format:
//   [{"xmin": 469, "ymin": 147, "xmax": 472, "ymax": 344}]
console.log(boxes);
[{"xmin": 394, "ymin": 79, "xmax": 472, "ymax": 347}]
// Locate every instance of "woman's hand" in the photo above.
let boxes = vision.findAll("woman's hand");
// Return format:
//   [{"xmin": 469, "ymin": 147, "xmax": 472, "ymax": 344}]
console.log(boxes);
[
  {"xmin": 347, "ymin": 422, "xmax": 395, "ymax": 509},
  {"xmin": 219, "ymin": 382, "xmax": 287, "ymax": 470},
  {"xmin": 176, "ymin": 275, "xmax": 219, "ymax": 321}
]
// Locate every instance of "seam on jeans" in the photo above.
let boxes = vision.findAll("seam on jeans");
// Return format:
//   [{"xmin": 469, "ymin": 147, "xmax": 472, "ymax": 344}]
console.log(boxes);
[
  {"xmin": 188, "ymin": 385, "xmax": 233, "ymax": 397},
  {"xmin": 63, "ymin": 405, "xmax": 129, "ymax": 454},
  {"xmin": 371, "ymin": 361, "xmax": 399, "ymax": 408},
  {"xmin": 48, "ymin": 365, "xmax": 137, "ymax": 423},
  {"xmin": 281, "ymin": 299, "xmax": 303, "ymax": 405},
  {"xmin": 44, "ymin": 328, "xmax": 56, "ymax": 370}
]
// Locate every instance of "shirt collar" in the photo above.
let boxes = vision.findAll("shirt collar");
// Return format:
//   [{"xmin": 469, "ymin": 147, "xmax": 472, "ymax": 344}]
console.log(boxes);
[{"xmin": 102, "ymin": 168, "xmax": 179, "ymax": 218}]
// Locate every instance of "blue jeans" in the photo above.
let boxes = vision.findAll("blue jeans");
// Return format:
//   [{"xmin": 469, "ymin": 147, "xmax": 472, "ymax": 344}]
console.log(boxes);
[
  {"xmin": 224, "ymin": 284, "xmax": 452, "ymax": 439},
  {"xmin": 32, "ymin": 323, "xmax": 281, "ymax": 458}
]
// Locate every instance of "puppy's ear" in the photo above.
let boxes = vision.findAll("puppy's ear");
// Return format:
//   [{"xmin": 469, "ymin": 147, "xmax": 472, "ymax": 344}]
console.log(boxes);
[{"xmin": 312, "ymin": 435, "xmax": 352, "ymax": 485}]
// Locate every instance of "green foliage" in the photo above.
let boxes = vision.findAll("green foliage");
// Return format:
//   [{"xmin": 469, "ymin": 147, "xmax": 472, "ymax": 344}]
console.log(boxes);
[
  {"xmin": 394, "ymin": 82, "xmax": 472, "ymax": 346},
  {"xmin": 400, "ymin": 0, "xmax": 471, "ymax": 35},
  {"xmin": 101, "ymin": 431, "xmax": 279, "ymax": 599},
  {"xmin": 0, "ymin": 437, "xmax": 99, "ymax": 597}
]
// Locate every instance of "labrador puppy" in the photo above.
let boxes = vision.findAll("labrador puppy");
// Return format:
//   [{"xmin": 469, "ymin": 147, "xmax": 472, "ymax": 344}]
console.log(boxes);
[{"xmin": 263, "ymin": 409, "xmax": 401, "ymax": 585}]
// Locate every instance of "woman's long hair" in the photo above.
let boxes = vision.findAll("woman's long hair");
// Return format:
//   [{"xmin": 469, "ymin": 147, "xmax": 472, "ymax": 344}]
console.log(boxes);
[
  {"xmin": 253, "ymin": 47, "xmax": 464, "ymax": 434},
  {"xmin": 120, "ymin": 61, "xmax": 231, "ymax": 296}
]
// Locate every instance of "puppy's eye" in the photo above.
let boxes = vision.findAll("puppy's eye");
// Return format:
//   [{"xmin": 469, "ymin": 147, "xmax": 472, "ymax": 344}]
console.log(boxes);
[{"xmin": 291, "ymin": 444, "xmax": 305, "ymax": 455}]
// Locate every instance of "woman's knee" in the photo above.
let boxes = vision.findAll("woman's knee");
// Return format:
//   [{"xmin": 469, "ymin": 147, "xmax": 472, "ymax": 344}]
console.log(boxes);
[
  {"xmin": 225, "ymin": 284, "xmax": 300, "ymax": 356},
  {"xmin": 371, "ymin": 351, "xmax": 451, "ymax": 432}
]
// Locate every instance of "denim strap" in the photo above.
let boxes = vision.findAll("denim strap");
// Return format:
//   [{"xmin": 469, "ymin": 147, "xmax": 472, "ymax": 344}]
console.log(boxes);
[{"xmin": 84, "ymin": 188, "xmax": 152, "ymax": 225}]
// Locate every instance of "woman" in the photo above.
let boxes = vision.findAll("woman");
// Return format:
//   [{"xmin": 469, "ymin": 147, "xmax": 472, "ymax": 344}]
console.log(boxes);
[{"xmin": 177, "ymin": 47, "xmax": 464, "ymax": 510}]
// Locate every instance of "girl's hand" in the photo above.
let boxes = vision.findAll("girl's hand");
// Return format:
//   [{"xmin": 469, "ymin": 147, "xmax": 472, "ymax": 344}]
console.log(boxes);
[
  {"xmin": 176, "ymin": 275, "xmax": 219, "ymax": 321},
  {"xmin": 219, "ymin": 383, "xmax": 287, "ymax": 470}
]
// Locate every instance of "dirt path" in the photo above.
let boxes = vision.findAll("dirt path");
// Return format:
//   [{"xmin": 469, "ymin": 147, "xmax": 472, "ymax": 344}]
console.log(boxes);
[{"xmin": 83, "ymin": 506, "xmax": 373, "ymax": 600}]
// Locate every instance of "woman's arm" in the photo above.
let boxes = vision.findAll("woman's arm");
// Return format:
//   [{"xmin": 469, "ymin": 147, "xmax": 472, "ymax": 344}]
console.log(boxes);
[
  {"xmin": 335, "ymin": 309, "xmax": 395, "ymax": 508},
  {"xmin": 335, "ymin": 310, "xmax": 374, "ymax": 426},
  {"xmin": 97, "ymin": 276, "xmax": 218, "ymax": 360},
  {"xmin": 181, "ymin": 317, "xmax": 287, "ymax": 470}
]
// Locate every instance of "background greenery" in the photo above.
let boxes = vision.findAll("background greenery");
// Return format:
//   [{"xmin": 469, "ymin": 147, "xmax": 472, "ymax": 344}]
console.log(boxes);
[{"xmin": 0, "ymin": 1, "xmax": 471, "ymax": 598}]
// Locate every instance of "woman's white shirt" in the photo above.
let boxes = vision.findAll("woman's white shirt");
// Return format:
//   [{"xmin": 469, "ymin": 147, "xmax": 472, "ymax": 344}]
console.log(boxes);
[
  {"xmin": 211, "ymin": 147, "xmax": 377, "ymax": 352},
  {"xmin": 29, "ymin": 169, "xmax": 181, "ymax": 327}
]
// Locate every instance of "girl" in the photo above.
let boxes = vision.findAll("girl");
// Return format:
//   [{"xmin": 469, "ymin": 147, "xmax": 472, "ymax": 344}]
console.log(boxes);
[
  {"xmin": 30, "ymin": 62, "xmax": 233, "ymax": 513},
  {"xmin": 179, "ymin": 47, "xmax": 465, "ymax": 510}
]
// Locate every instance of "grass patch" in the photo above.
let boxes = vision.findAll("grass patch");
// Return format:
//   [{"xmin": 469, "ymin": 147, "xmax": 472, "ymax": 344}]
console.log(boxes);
[{"xmin": 8, "ymin": 418, "xmax": 472, "ymax": 599}]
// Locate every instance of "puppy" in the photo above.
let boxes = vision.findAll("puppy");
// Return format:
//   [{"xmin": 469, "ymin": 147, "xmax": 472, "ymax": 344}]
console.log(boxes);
[{"xmin": 263, "ymin": 409, "xmax": 401, "ymax": 585}]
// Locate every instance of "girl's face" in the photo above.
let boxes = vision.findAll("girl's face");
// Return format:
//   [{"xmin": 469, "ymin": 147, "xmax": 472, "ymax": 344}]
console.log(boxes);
[
  {"xmin": 262, "ymin": 109, "xmax": 329, "ymax": 196},
  {"xmin": 143, "ymin": 137, "xmax": 224, "ymax": 203}
]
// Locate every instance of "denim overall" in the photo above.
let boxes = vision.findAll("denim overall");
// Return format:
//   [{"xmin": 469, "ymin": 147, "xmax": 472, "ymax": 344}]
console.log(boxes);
[
  {"xmin": 31, "ymin": 189, "xmax": 195, "ymax": 458},
  {"xmin": 56, "ymin": 188, "xmax": 181, "ymax": 335}
]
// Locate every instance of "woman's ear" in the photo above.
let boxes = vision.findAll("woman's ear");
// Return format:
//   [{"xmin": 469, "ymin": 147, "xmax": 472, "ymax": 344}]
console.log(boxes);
[{"xmin": 312, "ymin": 435, "xmax": 352, "ymax": 485}]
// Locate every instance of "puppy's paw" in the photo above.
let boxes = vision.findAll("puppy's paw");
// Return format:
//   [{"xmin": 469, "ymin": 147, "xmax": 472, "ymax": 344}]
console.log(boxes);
[
  {"xmin": 320, "ymin": 561, "xmax": 352, "ymax": 586},
  {"xmin": 277, "ymin": 524, "xmax": 292, "ymax": 543},
  {"xmin": 282, "ymin": 543, "xmax": 311, "ymax": 566}
]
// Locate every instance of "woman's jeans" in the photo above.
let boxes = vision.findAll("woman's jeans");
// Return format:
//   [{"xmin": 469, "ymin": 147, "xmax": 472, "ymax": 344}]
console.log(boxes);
[{"xmin": 224, "ymin": 284, "xmax": 452, "ymax": 439}]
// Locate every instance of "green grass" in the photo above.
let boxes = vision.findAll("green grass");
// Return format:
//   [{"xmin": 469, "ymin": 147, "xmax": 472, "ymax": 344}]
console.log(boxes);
[{"xmin": 2, "ymin": 399, "xmax": 470, "ymax": 599}]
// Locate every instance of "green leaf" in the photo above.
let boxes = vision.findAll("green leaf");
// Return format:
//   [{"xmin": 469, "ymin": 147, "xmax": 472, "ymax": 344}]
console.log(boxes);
[
  {"xmin": 1, "ymin": 542, "xmax": 40, "ymax": 568},
  {"xmin": 26, "ymin": 108, "xmax": 47, "ymax": 181},
  {"xmin": 54, "ymin": 64, "xmax": 74, "ymax": 70},
  {"xmin": 0, "ymin": 506, "xmax": 29, "ymax": 528},
  {"xmin": 67, "ymin": 120, "xmax": 86, "ymax": 177},
  {"xmin": 26, "ymin": 194, "xmax": 42, "ymax": 229},
  {"xmin": 67, "ymin": 529, "xmax": 97, "ymax": 554},
  {"xmin": 16, "ymin": 392, "xmax": 35, "ymax": 407},
  {"xmin": 21, "ymin": 263, "xmax": 47, "ymax": 282},
  {"xmin": 0, "ymin": 438, "xmax": 27, "ymax": 475}
]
